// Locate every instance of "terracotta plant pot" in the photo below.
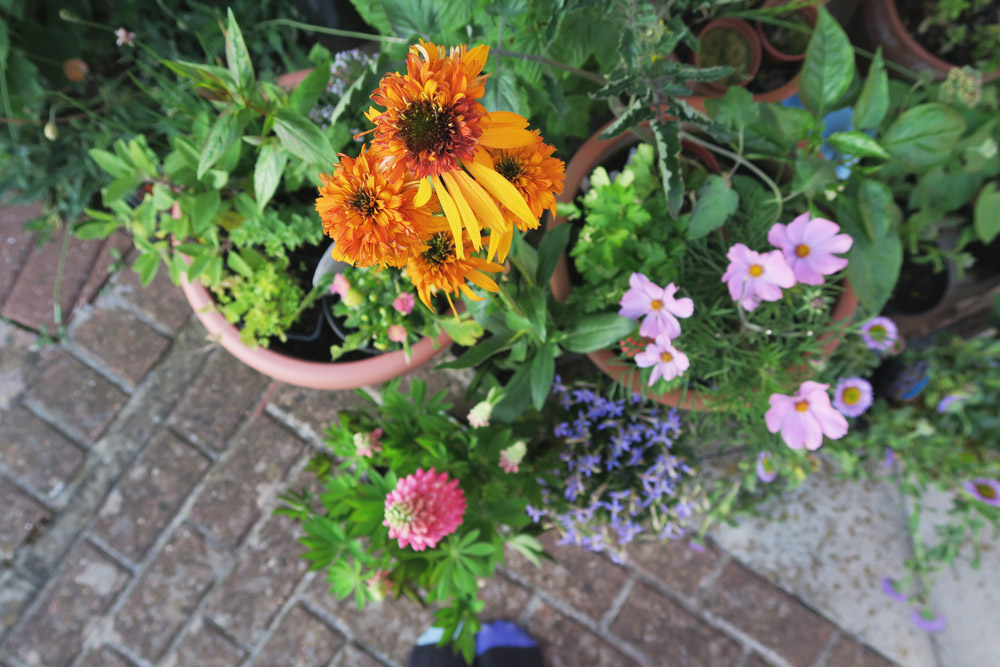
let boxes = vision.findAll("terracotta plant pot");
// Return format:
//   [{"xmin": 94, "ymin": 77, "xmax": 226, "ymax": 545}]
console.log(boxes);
[
  {"xmin": 549, "ymin": 122, "xmax": 859, "ymax": 411},
  {"xmin": 861, "ymin": 0, "xmax": 1000, "ymax": 83},
  {"xmin": 757, "ymin": 0, "xmax": 818, "ymax": 63},
  {"xmin": 693, "ymin": 18, "xmax": 764, "ymax": 93}
]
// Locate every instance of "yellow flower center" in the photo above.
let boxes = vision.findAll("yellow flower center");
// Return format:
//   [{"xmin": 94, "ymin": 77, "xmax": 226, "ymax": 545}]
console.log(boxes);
[
  {"xmin": 749, "ymin": 264, "xmax": 764, "ymax": 277},
  {"xmin": 795, "ymin": 244, "xmax": 811, "ymax": 258},
  {"xmin": 869, "ymin": 325, "xmax": 886, "ymax": 341},
  {"xmin": 660, "ymin": 351, "xmax": 673, "ymax": 363},
  {"xmin": 650, "ymin": 299, "xmax": 664, "ymax": 311},
  {"xmin": 795, "ymin": 400, "xmax": 809, "ymax": 412},
  {"xmin": 976, "ymin": 483, "xmax": 998, "ymax": 500},
  {"xmin": 842, "ymin": 387, "xmax": 861, "ymax": 405}
]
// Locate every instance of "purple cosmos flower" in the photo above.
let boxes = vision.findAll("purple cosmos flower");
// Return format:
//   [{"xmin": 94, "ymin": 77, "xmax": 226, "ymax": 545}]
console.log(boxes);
[
  {"xmin": 767, "ymin": 214, "xmax": 853, "ymax": 285},
  {"xmin": 832, "ymin": 377, "xmax": 874, "ymax": 417},
  {"xmin": 619, "ymin": 272, "xmax": 694, "ymax": 339},
  {"xmin": 634, "ymin": 335, "xmax": 690, "ymax": 387},
  {"xmin": 757, "ymin": 451, "xmax": 777, "ymax": 483},
  {"xmin": 881, "ymin": 577, "xmax": 907, "ymax": 602},
  {"xmin": 911, "ymin": 608, "xmax": 947, "ymax": 633},
  {"xmin": 963, "ymin": 478, "xmax": 1000, "ymax": 506},
  {"xmin": 721, "ymin": 244, "xmax": 796, "ymax": 311},
  {"xmin": 860, "ymin": 317, "xmax": 899, "ymax": 352}
]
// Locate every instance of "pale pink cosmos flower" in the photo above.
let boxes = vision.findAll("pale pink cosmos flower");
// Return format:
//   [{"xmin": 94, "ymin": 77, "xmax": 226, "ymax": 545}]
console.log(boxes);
[
  {"xmin": 721, "ymin": 244, "xmax": 796, "ymax": 311},
  {"xmin": 388, "ymin": 324, "xmax": 407, "ymax": 343},
  {"xmin": 634, "ymin": 334, "xmax": 690, "ymax": 387},
  {"xmin": 393, "ymin": 292, "xmax": 415, "ymax": 315},
  {"xmin": 767, "ymin": 213, "xmax": 853, "ymax": 285},
  {"xmin": 331, "ymin": 273, "xmax": 351, "ymax": 298},
  {"xmin": 619, "ymin": 272, "xmax": 694, "ymax": 339},
  {"xmin": 383, "ymin": 468, "xmax": 466, "ymax": 551},
  {"xmin": 765, "ymin": 381, "xmax": 849, "ymax": 450}
]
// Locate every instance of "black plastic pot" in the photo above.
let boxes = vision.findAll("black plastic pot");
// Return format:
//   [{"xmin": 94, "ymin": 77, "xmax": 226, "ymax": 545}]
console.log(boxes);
[{"xmin": 884, "ymin": 250, "xmax": 954, "ymax": 316}]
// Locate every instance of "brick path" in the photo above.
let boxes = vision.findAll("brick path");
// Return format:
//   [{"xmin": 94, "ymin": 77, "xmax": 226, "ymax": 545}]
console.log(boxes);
[{"xmin": 0, "ymin": 203, "xmax": 897, "ymax": 666}]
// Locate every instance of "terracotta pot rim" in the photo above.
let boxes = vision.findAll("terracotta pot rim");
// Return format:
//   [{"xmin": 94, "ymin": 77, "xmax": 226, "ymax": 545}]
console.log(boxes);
[
  {"xmin": 694, "ymin": 17, "xmax": 764, "ymax": 91},
  {"xmin": 756, "ymin": 1, "xmax": 818, "ymax": 64}
]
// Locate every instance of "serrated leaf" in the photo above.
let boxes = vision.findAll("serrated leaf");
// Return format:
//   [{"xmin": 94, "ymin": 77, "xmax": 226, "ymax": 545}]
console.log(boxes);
[
  {"xmin": 827, "ymin": 131, "xmax": 890, "ymax": 159},
  {"xmin": 883, "ymin": 103, "xmax": 966, "ymax": 171},
  {"xmin": 853, "ymin": 48, "xmax": 889, "ymax": 129},
  {"xmin": 688, "ymin": 175, "xmax": 739, "ymax": 239},
  {"xmin": 799, "ymin": 8, "xmax": 855, "ymax": 117},
  {"xmin": 650, "ymin": 119, "xmax": 684, "ymax": 218},
  {"xmin": 253, "ymin": 143, "xmax": 288, "ymax": 211},
  {"xmin": 599, "ymin": 97, "xmax": 652, "ymax": 139},
  {"xmin": 197, "ymin": 113, "xmax": 238, "ymax": 179}
]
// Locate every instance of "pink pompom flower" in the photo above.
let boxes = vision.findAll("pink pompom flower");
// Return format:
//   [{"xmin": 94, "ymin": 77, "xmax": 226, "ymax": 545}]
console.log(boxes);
[
  {"xmin": 366, "ymin": 569, "xmax": 393, "ymax": 602},
  {"xmin": 765, "ymin": 381, "xmax": 849, "ymax": 451},
  {"xmin": 721, "ymin": 244, "xmax": 796, "ymax": 312},
  {"xmin": 353, "ymin": 428, "xmax": 382, "ymax": 458},
  {"xmin": 832, "ymin": 377, "xmax": 874, "ymax": 417},
  {"xmin": 393, "ymin": 292, "xmax": 415, "ymax": 315},
  {"xmin": 383, "ymin": 468, "xmax": 466, "ymax": 551},
  {"xmin": 619, "ymin": 272, "xmax": 694, "ymax": 339},
  {"xmin": 388, "ymin": 324, "xmax": 407, "ymax": 343},
  {"xmin": 767, "ymin": 213, "xmax": 853, "ymax": 285},
  {"xmin": 634, "ymin": 334, "xmax": 690, "ymax": 387},
  {"xmin": 331, "ymin": 273, "xmax": 351, "ymax": 298}
]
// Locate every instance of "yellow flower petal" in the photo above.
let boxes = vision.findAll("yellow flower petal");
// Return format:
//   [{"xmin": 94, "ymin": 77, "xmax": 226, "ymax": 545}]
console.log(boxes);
[
  {"xmin": 415, "ymin": 176, "xmax": 432, "ymax": 207},
  {"xmin": 440, "ymin": 171, "xmax": 482, "ymax": 250},
  {"xmin": 451, "ymin": 169, "xmax": 508, "ymax": 234},
  {"xmin": 466, "ymin": 160, "xmax": 536, "ymax": 227},
  {"xmin": 458, "ymin": 283, "xmax": 486, "ymax": 301},
  {"xmin": 432, "ymin": 175, "xmax": 466, "ymax": 259},
  {"xmin": 480, "ymin": 111, "xmax": 538, "ymax": 148}
]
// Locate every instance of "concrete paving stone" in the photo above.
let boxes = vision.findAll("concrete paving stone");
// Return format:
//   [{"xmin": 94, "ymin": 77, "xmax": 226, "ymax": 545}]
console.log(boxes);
[
  {"xmin": 170, "ymin": 351, "xmax": 271, "ymax": 451},
  {"xmin": 626, "ymin": 537, "xmax": 719, "ymax": 598},
  {"xmin": 707, "ymin": 559, "xmax": 835, "ymax": 667},
  {"xmin": 78, "ymin": 645, "xmax": 134, "ymax": 667},
  {"xmin": 0, "ymin": 480, "xmax": 48, "ymax": 559},
  {"xmin": 477, "ymin": 571, "xmax": 532, "ymax": 622},
  {"xmin": 0, "ymin": 570, "xmax": 38, "ymax": 638},
  {"xmin": 25, "ymin": 349, "xmax": 128, "ymax": 441},
  {"xmin": 610, "ymin": 581, "xmax": 742, "ymax": 666},
  {"xmin": 0, "ymin": 319, "xmax": 40, "ymax": 411},
  {"xmin": 70, "ymin": 307, "xmax": 171, "ymax": 387},
  {"xmin": 825, "ymin": 636, "xmax": 898, "ymax": 667},
  {"xmin": 269, "ymin": 383, "xmax": 371, "ymax": 443},
  {"xmin": 205, "ymin": 513, "xmax": 309, "ymax": 645},
  {"xmin": 329, "ymin": 643, "xmax": 389, "ymax": 667},
  {"xmin": 305, "ymin": 586, "xmax": 435, "ymax": 665},
  {"xmin": 744, "ymin": 653, "xmax": 770, "ymax": 667},
  {"xmin": 165, "ymin": 620, "xmax": 247, "ymax": 667},
  {"xmin": 189, "ymin": 416, "xmax": 305, "ymax": 547},
  {"xmin": 113, "ymin": 261, "xmax": 191, "ymax": 334},
  {"xmin": 1, "ymin": 227, "xmax": 104, "ymax": 331},
  {"xmin": 114, "ymin": 524, "xmax": 229, "ymax": 661},
  {"xmin": 0, "ymin": 404, "xmax": 85, "ymax": 497},
  {"xmin": 528, "ymin": 602, "xmax": 639, "ymax": 667},
  {"xmin": 0, "ymin": 201, "xmax": 42, "ymax": 303},
  {"xmin": 710, "ymin": 464, "xmax": 937, "ymax": 667},
  {"xmin": 254, "ymin": 604, "xmax": 345, "ymax": 667},
  {"xmin": 71, "ymin": 231, "xmax": 133, "ymax": 316},
  {"xmin": 91, "ymin": 429, "xmax": 210, "ymax": 562},
  {"xmin": 5, "ymin": 541, "xmax": 129, "ymax": 667},
  {"xmin": 503, "ymin": 530, "xmax": 629, "ymax": 621}
]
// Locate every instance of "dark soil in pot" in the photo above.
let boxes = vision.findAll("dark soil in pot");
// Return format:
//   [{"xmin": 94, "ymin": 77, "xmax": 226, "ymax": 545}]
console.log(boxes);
[
  {"xmin": 760, "ymin": 10, "xmax": 812, "ymax": 56},
  {"xmin": 884, "ymin": 251, "xmax": 953, "ymax": 316},
  {"xmin": 898, "ymin": 0, "xmax": 1000, "ymax": 69},
  {"xmin": 745, "ymin": 61, "xmax": 799, "ymax": 94}
]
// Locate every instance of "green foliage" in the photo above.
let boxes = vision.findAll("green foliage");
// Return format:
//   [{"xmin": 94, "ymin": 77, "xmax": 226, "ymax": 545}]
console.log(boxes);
[{"xmin": 914, "ymin": 0, "xmax": 1000, "ymax": 72}]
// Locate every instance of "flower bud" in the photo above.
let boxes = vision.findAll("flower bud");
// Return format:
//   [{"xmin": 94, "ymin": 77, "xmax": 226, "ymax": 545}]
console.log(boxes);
[
  {"xmin": 342, "ymin": 288, "xmax": 364, "ymax": 308},
  {"xmin": 43, "ymin": 122, "xmax": 59, "ymax": 141}
]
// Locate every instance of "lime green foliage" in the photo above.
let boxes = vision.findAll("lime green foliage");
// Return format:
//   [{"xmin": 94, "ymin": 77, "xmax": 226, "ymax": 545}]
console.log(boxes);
[
  {"xmin": 278, "ymin": 379, "xmax": 549, "ymax": 665},
  {"xmin": 918, "ymin": 0, "xmax": 1000, "ymax": 72},
  {"xmin": 213, "ymin": 254, "xmax": 306, "ymax": 348}
]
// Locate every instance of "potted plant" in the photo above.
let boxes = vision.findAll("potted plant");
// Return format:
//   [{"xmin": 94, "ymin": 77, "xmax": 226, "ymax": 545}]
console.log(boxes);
[
  {"xmin": 693, "ymin": 17, "xmax": 763, "ymax": 92},
  {"xmin": 756, "ymin": 0, "xmax": 818, "ymax": 63}
]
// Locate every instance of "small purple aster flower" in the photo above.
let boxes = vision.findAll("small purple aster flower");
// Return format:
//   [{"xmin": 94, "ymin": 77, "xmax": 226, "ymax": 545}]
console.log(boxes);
[
  {"xmin": 756, "ymin": 451, "xmax": 777, "ymax": 483},
  {"xmin": 832, "ymin": 377, "xmax": 874, "ymax": 417},
  {"xmin": 526, "ymin": 505, "xmax": 546, "ymax": 523},
  {"xmin": 962, "ymin": 478, "xmax": 1000, "ymax": 506},
  {"xmin": 860, "ymin": 317, "xmax": 899, "ymax": 352},
  {"xmin": 688, "ymin": 540, "xmax": 705, "ymax": 552},
  {"xmin": 881, "ymin": 577, "xmax": 907, "ymax": 602},
  {"xmin": 936, "ymin": 394, "xmax": 966, "ymax": 413},
  {"xmin": 910, "ymin": 608, "xmax": 947, "ymax": 633}
]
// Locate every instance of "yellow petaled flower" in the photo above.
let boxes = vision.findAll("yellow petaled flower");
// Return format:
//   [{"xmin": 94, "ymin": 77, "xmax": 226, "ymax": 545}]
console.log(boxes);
[
  {"xmin": 405, "ymin": 230, "xmax": 503, "ymax": 313},
  {"xmin": 315, "ymin": 147, "xmax": 434, "ymax": 268},
  {"xmin": 364, "ymin": 40, "xmax": 541, "ymax": 261}
]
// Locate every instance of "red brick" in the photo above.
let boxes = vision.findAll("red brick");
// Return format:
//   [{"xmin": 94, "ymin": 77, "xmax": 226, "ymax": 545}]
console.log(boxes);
[
  {"xmin": 0, "ymin": 201, "xmax": 41, "ymax": 303},
  {"xmin": 529, "ymin": 603, "xmax": 639, "ymax": 667},
  {"xmin": 72, "ymin": 231, "xmax": 133, "ymax": 315},
  {"xmin": 92, "ymin": 430, "xmax": 210, "ymax": 561},
  {"xmin": 256, "ymin": 604, "xmax": 344, "ymax": 666},
  {"xmin": 189, "ymin": 416, "xmax": 304, "ymax": 547},
  {"xmin": 269, "ymin": 382, "xmax": 370, "ymax": 441},
  {"xmin": 114, "ymin": 261, "xmax": 191, "ymax": 334},
  {"xmin": 0, "ymin": 480, "xmax": 49, "ymax": 558},
  {"xmin": 610, "ymin": 581, "xmax": 742, "ymax": 666},
  {"xmin": 0, "ymin": 318, "xmax": 41, "ymax": 409},
  {"xmin": 170, "ymin": 351, "xmax": 271, "ymax": 450},
  {"xmin": 826, "ymin": 636, "xmax": 898, "ymax": 667},
  {"xmin": 1, "ymin": 227, "xmax": 104, "ymax": 330},
  {"xmin": 6, "ymin": 542, "xmax": 130, "ymax": 666},
  {"xmin": 204, "ymin": 514, "xmax": 309, "ymax": 645},
  {"xmin": 0, "ymin": 404, "xmax": 85, "ymax": 496},
  {"xmin": 26, "ymin": 349, "xmax": 128, "ymax": 441},
  {"xmin": 627, "ymin": 537, "xmax": 719, "ymax": 597},
  {"xmin": 478, "ymin": 572, "xmax": 532, "ymax": 622},
  {"xmin": 115, "ymin": 525, "xmax": 229, "ymax": 661},
  {"xmin": 79, "ymin": 646, "xmax": 134, "ymax": 667},
  {"xmin": 707, "ymin": 560, "xmax": 836, "ymax": 667},
  {"xmin": 70, "ymin": 307, "xmax": 171, "ymax": 386},
  {"xmin": 330, "ymin": 643, "xmax": 388, "ymax": 667},
  {"xmin": 170, "ymin": 621, "xmax": 247, "ymax": 667},
  {"xmin": 504, "ymin": 530, "xmax": 628, "ymax": 621}
]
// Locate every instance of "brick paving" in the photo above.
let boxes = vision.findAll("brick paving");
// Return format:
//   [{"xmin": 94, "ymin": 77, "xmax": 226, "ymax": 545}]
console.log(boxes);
[{"xmin": 0, "ymin": 201, "xmax": 900, "ymax": 666}]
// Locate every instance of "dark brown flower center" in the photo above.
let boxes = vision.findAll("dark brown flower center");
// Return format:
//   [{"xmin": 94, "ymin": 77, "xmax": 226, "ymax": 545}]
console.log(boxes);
[
  {"xmin": 348, "ymin": 188, "xmax": 381, "ymax": 219},
  {"xmin": 494, "ymin": 154, "xmax": 524, "ymax": 182},
  {"xmin": 422, "ymin": 232, "xmax": 455, "ymax": 266},
  {"xmin": 399, "ymin": 100, "xmax": 455, "ymax": 156}
]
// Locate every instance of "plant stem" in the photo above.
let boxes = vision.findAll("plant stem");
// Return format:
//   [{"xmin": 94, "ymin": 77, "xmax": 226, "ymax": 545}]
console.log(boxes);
[
  {"xmin": 51, "ymin": 227, "xmax": 72, "ymax": 334},
  {"xmin": 253, "ymin": 18, "xmax": 407, "ymax": 44},
  {"xmin": 492, "ymin": 48, "xmax": 606, "ymax": 85}
]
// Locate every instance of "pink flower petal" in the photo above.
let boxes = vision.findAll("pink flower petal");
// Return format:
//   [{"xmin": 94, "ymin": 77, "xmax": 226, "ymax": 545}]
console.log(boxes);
[
  {"xmin": 791, "ymin": 259, "xmax": 826, "ymax": 285},
  {"xmin": 785, "ymin": 213, "xmax": 812, "ymax": 244},
  {"xmin": 767, "ymin": 222, "xmax": 792, "ymax": 250},
  {"xmin": 813, "ymin": 232, "xmax": 853, "ymax": 255},
  {"xmin": 811, "ymin": 402, "xmax": 849, "ymax": 439},
  {"xmin": 782, "ymin": 411, "xmax": 823, "ymax": 450},
  {"xmin": 765, "ymin": 394, "xmax": 795, "ymax": 433},
  {"xmin": 806, "ymin": 253, "xmax": 849, "ymax": 277},
  {"xmin": 762, "ymin": 250, "xmax": 796, "ymax": 287},
  {"xmin": 667, "ymin": 295, "xmax": 694, "ymax": 318},
  {"xmin": 801, "ymin": 217, "xmax": 842, "ymax": 245},
  {"xmin": 753, "ymin": 278, "xmax": 784, "ymax": 302}
]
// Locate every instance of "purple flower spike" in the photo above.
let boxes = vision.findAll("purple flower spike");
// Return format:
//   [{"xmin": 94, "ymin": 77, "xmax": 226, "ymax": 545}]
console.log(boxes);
[
  {"xmin": 757, "ymin": 451, "xmax": 777, "ymax": 483},
  {"xmin": 881, "ymin": 577, "xmax": 907, "ymax": 603},
  {"xmin": 963, "ymin": 478, "xmax": 1000, "ymax": 507},
  {"xmin": 910, "ymin": 608, "xmax": 947, "ymax": 633},
  {"xmin": 832, "ymin": 377, "xmax": 874, "ymax": 418}
]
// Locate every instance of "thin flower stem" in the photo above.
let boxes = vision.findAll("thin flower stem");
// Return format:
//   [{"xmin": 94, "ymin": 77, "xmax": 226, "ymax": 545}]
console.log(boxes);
[
  {"xmin": 51, "ymin": 228, "xmax": 72, "ymax": 333},
  {"xmin": 253, "ymin": 18, "xmax": 408, "ymax": 44},
  {"xmin": 493, "ymin": 48, "xmax": 606, "ymax": 85}
]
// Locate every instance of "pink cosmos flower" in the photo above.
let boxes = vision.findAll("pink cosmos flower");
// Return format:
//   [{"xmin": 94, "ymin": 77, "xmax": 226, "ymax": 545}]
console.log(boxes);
[
  {"xmin": 767, "ymin": 213, "xmax": 853, "ymax": 285},
  {"xmin": 331, "ymin": 273, "xmax": 351, "ymax": 298},
  {"xmin": 721, "ymin": 244, "xmax": 796, "ymax": 312},
  {"xmin": 765, "ymin": 381, "xmax": 849, "ymax": 450},
  {"xmin": 383, "ymin": 468, "xmax": 466, "ymax": 551},
  {"xmin": 388, "ymin": 324, "xmax": 407, "ymax": 343},
  {"xmin": 353, "ymin": 428, "xmax": 383, "ymax": 458},
  {"xmin": 393, "ymin": 292, "xmax": 415, "ymax": 315},
  {"xmin": 634, "ymin": 335, "xmax": 690, "ymax": 387},
  {"xmin": 832, "ymin": 377, "xmax": 874, "ymax": 417},
  {"xmin": 618, "ymin": 272, "xmax": 694, "ymax": 339}
]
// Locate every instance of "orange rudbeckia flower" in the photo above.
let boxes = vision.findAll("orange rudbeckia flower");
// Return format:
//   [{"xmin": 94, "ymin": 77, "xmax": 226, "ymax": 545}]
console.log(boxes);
[{"xmin": 405, "ymin": 229, "xmax": 503, "ymax": 313}]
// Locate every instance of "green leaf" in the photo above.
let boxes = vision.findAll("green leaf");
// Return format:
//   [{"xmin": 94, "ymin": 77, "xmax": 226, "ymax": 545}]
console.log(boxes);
[
  {"xmin": 132, "ymin": 253, "xmax": 160, "ymax": 287},
  {"xmin": 853, "ymin": 48, "xmax": 889, "ymax": 129},
  {"xmin": 883, "ymin": 104, "xmax": 966, "ymax": 171},
  {"xmin": 483, "ymin": 66, "xmax": 521, "ymax": 115},
  {"xmin": 839, "ymin": 198, "xmax": 902, "ymax": 312},
  {"xmin": 289, "ymin": 63, "xmax": 331, "ymax": 115},
  {"xmin": 562, "ymin": 313, "xmax": 636, "ymax": 354},
  {"xmin": 858, "ymin": 178, "xmax": 895, "ymax": 242},
  {"xmin": 598, "ymin": 97, "xmax": 653, "ymax": 139},
  {"xmin": 273, "ymin": 108, "xmax": 337, "ymax": 166},
  {"xmin": 88, "ymin": 149, "xmax": 130, "ymax": 178},
  {"xmin": 188, "ymin": 190, "xmax": 221, "ymax": 236},
  {"xmin": 253, "ymin": 143, "xmax": 288, "ymax": 211},
  {"xmin": 227, "ymin": 252, "xmax": 253, "ymax": 278},
  {"xmin": 436, "ymin": 332, "xmax": 514, "ymax": 370},
  {"xmin": 151, "ymin": 184, "xmax": 174, "ymax": 211},
  {"xmin": 974, "ymin": 182, "xmax": 1000, "ymax": 244},
  {"xmin": 530, "ymin": 341, "xmax": 557, "ymax": 410},
  {"xmin": 522, "ymin": 287, "xmax": 548, "ymax": 342},
  {"xmin": 799, "ymin": 8, "xmax": 855, "ymax": 117},
  {"xmin": 440, "ymin": 317, "xmax": 484, "ymax": 346},
  {"xmin": 72, "ymin": 221, "xmax": 118, "ymax": 240},
  {"xmin": 536, "ymin": 222, "xmax": 571, "ymax": 285},
  {"xmin": 688, "ymin": 175, "xmax": 739, "ymax": 239},
  {"xmin": 225, "ymin": 8, "xmax": 254, "ymax": 90},
  {"xmin": 650, "ymin": 118, "xmax": 684, "ymax": 218},
  {"xmin": 827, "ymin": 131, "xmax": 890, "ymax": 159},
  {"xmin": 197, "ymin": 113, "xmax": 238, "ymax": 179},
  {"xmin": 0, "ymin": 17, "xmax": 9, "ymax": 67},
  {"xmin": 492, "ymin": 363, "xmax": 532, "ymax": 423}
]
